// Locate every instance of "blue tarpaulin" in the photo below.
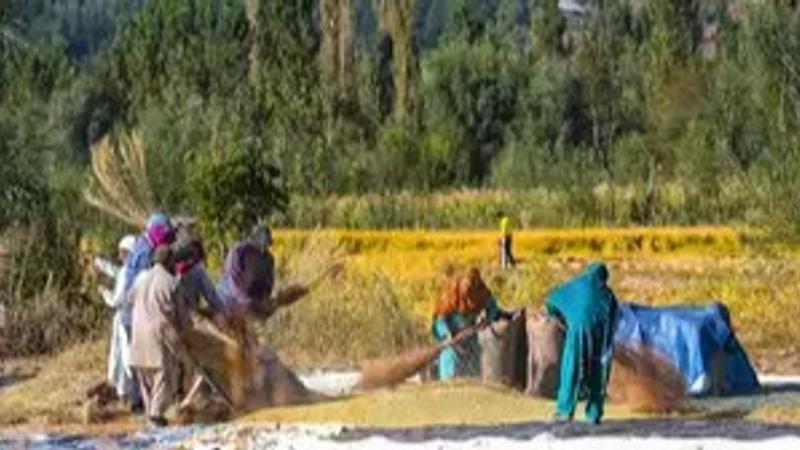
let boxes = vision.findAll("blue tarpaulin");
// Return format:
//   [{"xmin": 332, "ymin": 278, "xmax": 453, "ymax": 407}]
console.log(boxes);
[
  {"xmin": 614, "ymin": 302, "xmax": 759, "ymax": 395},
  {"xmin": 614, "ymin": 302, "xmax": 760, "ymax": 396}
]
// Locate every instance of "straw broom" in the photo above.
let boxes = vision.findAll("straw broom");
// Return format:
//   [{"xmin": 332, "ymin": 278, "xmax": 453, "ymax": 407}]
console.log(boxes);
[
  {"xmin": 356, "ymin": 323, "xmax": 483, "ymax": 391},
  {"xmin": 84, "ymin": 131, "xmax": 154, "ymax": 227}
]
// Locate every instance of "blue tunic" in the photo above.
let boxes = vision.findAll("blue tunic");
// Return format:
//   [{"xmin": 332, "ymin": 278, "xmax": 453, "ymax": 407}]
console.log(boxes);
[
  {"xmin": 546, "ymin": 262, "xmax": 617, "ymax": 424},
  {"xmin": 432, "ymin": 298, "xmax": 504, "ymax": 380}
]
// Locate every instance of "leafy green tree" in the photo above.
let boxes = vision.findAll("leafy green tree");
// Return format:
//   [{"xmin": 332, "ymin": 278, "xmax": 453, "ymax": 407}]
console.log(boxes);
[
  {"xmin": 188, "ymin": 116, "xmax": 289, "ymax": 251},
  {"xmin": 422, "ymin": 38, "xmax": 522, "ymax": 184},
  {"xmin": 531, "ymin": 0, "xmax": 567, "ymax": 57}
]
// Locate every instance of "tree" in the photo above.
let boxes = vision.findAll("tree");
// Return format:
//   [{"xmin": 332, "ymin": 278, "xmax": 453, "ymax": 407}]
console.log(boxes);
[
  {"xmin": 378, "ymin": 0, "xmax": 419, "ymax": 124},
  {"xmin": 422, "ymin": 39, "xmax": 523, "ymax": 184},
  {"xmin": 320, "ymin": 0, "xmax": 356, "ymax": 93},
  {"xmin": 187, "ymin": 105, "xmax": 288, "ymax": 251},
  {"xmin": 574, "ymin": 0, "xmax": 640, "ymax": 176},
  {"xmin": 531, "ymin": 0, "xmax": 567, "ymax": 57}
]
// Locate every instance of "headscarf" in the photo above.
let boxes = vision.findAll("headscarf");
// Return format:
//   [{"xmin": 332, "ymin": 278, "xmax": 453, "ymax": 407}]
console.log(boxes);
[
  {"xmin": 433, "ymin": 267, "xmax": 493, "ymax": 317},
  {"xmin": 248, "ymin": 223, "xmax": 273, "ymax": 249},
  {"xmin": 146, "ymin": 213, "xmax": 170, "ymax": 228},
  {"xmin": 173, "ymin": 237, "xmax": 206, "ymax": 276},
  {"xmin": 145, "ymin": 213, "xmax": 174, "ymax": 247},
  {"xmin": 118, "ymin": 235, "xmax": 137, "ymax": 252}
]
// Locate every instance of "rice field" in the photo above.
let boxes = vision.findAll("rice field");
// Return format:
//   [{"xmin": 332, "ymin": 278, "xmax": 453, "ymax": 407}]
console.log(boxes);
[{"xmin": 262, "ymin": 227, "xmax": 798, "ymax": 372}]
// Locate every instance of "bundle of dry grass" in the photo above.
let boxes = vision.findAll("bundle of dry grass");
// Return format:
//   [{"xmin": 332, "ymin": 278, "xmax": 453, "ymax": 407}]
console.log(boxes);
[
  {"xmin": 608, "ymin": 343, "xmax": 687, "ymax": 413},
  {"xmin": 356, "ymin": 326, "xmax": 479, "ymax": 391},
  {"xmin": 275, "ymin": 229, "xmax": 347, "ymax": 290},
  {"xmin": 356, "ymin": 345, "xmax": 442, "ymax": 391},
  {"xmin": 84, "ymin": 130, "xmax": 154, "ymax": 227}
]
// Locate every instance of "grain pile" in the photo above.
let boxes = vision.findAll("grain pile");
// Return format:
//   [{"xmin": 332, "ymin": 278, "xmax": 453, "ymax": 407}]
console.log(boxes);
[
  {"xmin": 608, "ymin": 343, "xmax": 687, "ymax": 413},
  {"xmin": 182, "ymin": 320, "xmax": 318, "ymax": 414}
]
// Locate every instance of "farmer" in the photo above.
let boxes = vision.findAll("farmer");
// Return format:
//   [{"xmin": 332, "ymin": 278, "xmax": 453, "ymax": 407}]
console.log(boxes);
[
  {"xmin": 196, "ymin": 223, "xmax": 322, "ymax": 409},
  {"xmin": 94, "ymin": 234, "xmax": 137, "ymax": 404},
  {"xmin": 172, "ymin": 230, "xmax": 225, "ymax": 316},
  {"xmin": 432, "ymin": 268, "xmax": 512, "ymax": 380},
  {"xmin": 129, "ymin": 244, "xmax": 195, "ymax": 427},
  {"xmin": 546, "ymin": 262, "xmax": 618, "ymax": 424},
  {"xmin": 216, "ymin": 224, "xmax": 308, "ymax": 325},
  {"xmin": 170, "ymin": 234, "xmax": 228, "ymax": 399},
  {"xmin": 496, "ymin": 211, "xmax": 516, "ymax": 269},
  {"xmin": 123, "ymin": 213, "xmax": 175, "ymax": 294}
]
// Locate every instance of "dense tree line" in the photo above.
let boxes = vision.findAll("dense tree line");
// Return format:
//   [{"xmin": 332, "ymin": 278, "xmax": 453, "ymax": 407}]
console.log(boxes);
[
  {"xmin": 3, "ymin": 1, "xmax": 800, "ymax": 229},
  {"xmin": 5, "ymin": 0, "xmax": 800, "ymax": 354}
]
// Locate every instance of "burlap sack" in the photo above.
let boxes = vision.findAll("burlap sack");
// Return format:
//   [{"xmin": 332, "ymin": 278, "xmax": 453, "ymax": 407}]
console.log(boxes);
[
  {"xmin": 479, "ymin": 313, "xmax": 528, "ymax": 390},
  {"xmin": 524, "ymin": 310, "xmax": 564, "ymax": 398}
]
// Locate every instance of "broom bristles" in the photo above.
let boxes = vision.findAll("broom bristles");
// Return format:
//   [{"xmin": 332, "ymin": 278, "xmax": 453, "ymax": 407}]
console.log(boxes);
[
  {"xmin": 84, "ymin": 131, "xmax": 154, "ymax": 227},
  {"xmin": 356, "ymin": 325, "xmax": 479, "ymax": 391},
  {"xmin": 356, "ymin": 344, "xmax": 443, "ymax": 390}
]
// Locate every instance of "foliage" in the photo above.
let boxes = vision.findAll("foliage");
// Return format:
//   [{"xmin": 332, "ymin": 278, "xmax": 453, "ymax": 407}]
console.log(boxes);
[
  {"xmin": 188, "ymin": 121, "xmax": 289, "ymax": 250},
  {"xmin": 8, "ymin": 0, "xmax": 800, "ymax": 356}
]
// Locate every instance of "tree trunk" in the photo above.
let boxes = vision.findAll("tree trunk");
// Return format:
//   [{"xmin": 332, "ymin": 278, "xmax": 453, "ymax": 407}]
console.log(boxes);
[
  {"xmin": 378, "ymin": 0, "xmax": 418, "ymax": 124},
  {"xmin": 321, "ymin": 0, "xmax": 354, "ymax": 93},
  {"xmin": 246, "ymin": 0, "xmax": 260, "ymax": 86}
]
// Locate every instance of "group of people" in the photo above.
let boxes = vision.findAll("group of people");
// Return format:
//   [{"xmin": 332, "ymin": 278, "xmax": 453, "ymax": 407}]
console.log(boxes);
[
  {"xmin": 94, "ymin": 213, "xmax": 305, "ymax": 427},
  {"xmin": 95, "ymin": 210, "xmax": 615, "ymax": 425},
  {"xmin": 431, "ymin": 263, "xmax": 618, "ymax": 424}
]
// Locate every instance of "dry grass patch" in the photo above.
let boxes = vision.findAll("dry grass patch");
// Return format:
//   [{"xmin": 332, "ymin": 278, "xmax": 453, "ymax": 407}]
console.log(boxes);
[{"xmin": 0, "ymin": 340, "xmax": 106, "ymax": 426}]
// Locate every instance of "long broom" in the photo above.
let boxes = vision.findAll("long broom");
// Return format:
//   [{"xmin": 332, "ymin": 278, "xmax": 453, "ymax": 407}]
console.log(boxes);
[{"xmin": 356, "ymin": 323, "xmax": 484, "ymax": 391}]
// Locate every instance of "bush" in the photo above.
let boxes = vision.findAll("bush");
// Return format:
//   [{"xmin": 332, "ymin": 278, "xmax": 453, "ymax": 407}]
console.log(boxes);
[
  {"xmin": 279, "ymin": 186, "xmax": 759, "ymax": 230},
  {"xmin": 0, "ymin": 227, "xmax": 105, "ymax": 357}
]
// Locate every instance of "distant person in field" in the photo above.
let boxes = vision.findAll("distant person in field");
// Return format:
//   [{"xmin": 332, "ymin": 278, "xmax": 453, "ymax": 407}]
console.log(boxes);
[
  {"xmin": 496, "ymin": 211, "xmax": 516, "ymax": 269},
  {"xmin": 432, "ymin": 268, "xmax": 513, "ymax": 380},
  {"xmin": 545, "ymin": 262, "xmax": 618, "ymax": 424},
  {"xmin": 93, "ymin": 234, "xmax": 137, "ymax": 405},
  {"xmin": 129, "ymin": 244, "xmax": 195, "ymax": 427}
]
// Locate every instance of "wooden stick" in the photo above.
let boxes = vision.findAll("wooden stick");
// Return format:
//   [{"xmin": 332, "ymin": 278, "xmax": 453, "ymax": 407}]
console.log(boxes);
[{"xmin": 178, "ymin": 375, "xmax": 206, "ymax": 411}]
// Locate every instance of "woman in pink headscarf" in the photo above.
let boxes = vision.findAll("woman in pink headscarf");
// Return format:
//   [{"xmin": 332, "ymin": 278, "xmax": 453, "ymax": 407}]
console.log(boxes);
[{"xmin": 123, "ymin": 213, "xmax": 175, "ymax": 294}]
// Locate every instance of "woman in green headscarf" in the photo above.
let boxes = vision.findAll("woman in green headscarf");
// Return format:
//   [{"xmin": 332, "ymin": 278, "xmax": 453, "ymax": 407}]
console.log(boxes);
[{"xmin": 546, "ymin": 262, "xmax": 618, "ymax": 424}]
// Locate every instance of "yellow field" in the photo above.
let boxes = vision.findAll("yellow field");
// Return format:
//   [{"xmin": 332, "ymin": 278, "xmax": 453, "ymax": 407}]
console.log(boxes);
[{"xmin": 261, "ymin": 227, "xmax": 798, "ymax": 372}]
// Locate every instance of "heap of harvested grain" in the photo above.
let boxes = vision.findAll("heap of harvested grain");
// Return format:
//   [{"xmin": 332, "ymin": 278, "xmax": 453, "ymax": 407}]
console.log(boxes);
[
  {"xmin": 182, "ymin": 320, "xmax": 318, "ymax": 413},
  {"xmin": 608, "ymin": 343, "xmax": 687, "ymax": 413}
]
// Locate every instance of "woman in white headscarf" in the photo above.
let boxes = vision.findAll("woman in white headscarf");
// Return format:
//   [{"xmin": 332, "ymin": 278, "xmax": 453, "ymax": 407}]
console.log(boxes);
[{"xmin": 95, "ymin": 234, "xmax": 138, "ymax": 403}]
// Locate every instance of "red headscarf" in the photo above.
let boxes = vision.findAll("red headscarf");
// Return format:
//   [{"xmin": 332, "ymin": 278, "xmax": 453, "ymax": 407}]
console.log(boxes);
[{"xmin": 433, "ymin": 267, "xmax": 493, "ymax": 317}]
